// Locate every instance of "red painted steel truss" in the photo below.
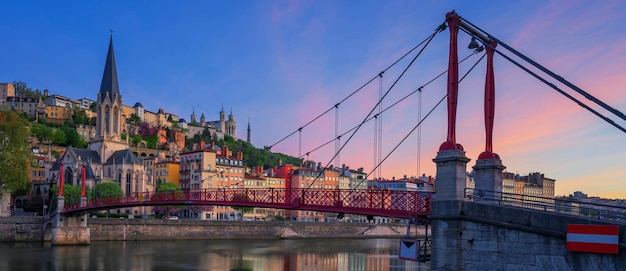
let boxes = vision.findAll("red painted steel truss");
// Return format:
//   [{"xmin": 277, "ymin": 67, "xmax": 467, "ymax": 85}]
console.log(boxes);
[{"xmin": 63, "ymin": 188, "xmax": 433, "ymax": 218}]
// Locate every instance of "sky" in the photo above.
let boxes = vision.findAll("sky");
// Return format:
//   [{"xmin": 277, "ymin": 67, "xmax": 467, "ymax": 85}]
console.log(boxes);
[{"xmin": 1, "ymin": 1, "xmax": 625, "ymax": 199}]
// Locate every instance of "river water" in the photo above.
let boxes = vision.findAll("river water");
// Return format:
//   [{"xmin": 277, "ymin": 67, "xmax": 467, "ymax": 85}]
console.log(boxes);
[{"xmin": 0, "ymin": 238, "xmax": 429, "ymax": 271}]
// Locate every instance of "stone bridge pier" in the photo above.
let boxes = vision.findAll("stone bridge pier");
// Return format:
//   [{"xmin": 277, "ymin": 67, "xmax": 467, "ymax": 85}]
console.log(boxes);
[
  {"xmin": 429, "ymin": 148, "xmax": 625, "ymax": 270},
  {"xmin": 47, "ymin": 196, "xmax": 90, "ymax": 245}
]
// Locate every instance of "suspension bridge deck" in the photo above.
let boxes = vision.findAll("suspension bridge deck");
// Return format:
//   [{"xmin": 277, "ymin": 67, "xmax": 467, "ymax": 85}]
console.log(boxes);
[{"xmin": 62, "ymin": 188, "xmax": 433, "ymax": 219}]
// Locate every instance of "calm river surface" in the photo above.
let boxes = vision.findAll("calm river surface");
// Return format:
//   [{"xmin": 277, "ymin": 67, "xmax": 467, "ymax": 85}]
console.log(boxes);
[{"xmin": 0, "ymin": 238, "xmax": 429, "ymax": 271}]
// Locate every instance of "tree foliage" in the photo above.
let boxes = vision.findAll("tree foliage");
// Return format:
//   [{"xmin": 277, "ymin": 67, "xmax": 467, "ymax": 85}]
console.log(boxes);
[
  {"xmin": 156, "ymin": 182, "xmax": 179, "ymax": 192},
  {"xmin": 51, "ymin": 128, "xmax": 67, "ymax": 145},
  {"xmin": 129, "ymin": 134, "xmax": 157, "ymax": 149},
  {"xmin": 127, "ymin": 113, "xmax": 141, "ymax": 125},
  {"xmin": 71, "ymin": 107, "xmax": 90, "ymax": 126},
  {"xmin": 61, "ymin": 125, "xmax": 87, "ymax": 147},
  {"xmin": 31, "ymin": 121, "xmax": 87, "ymax": 148},
  {"xmin": 31, "ymin": 122, "xmax": 54, "ymax": 143},
  {"xmin": 12, "ymin": 81, "xmax": 43, "ymax": 98},
  {"xmin": 51, "ymin": 184, "xmax": 81, "ymax": 204},
  {"xmin": 92, "ymin": 181, "xmax": 123, "ymax": 199},
  {"xmin": 0, "ymin": 109, "xmax": 31, "ymax": 193},
  {"xmin": 219, "ymin": 135, "xmax": 302, "ymax": 169}
]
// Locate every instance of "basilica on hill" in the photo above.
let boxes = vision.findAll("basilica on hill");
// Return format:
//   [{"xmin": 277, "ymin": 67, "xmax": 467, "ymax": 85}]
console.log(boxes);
[{"xmin": 50, "ymin": 36, "xmax": 152, "ymax": 201}]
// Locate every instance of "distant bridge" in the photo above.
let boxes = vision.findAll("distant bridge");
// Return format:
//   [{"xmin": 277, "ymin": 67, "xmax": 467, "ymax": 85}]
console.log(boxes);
[{"xmin": 62, "ymin": 188, "xmax": 433, "ymax": 219}]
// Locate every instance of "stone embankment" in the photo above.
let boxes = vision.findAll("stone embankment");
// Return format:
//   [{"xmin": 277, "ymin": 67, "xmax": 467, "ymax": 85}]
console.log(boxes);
[
  {"xmin": 0, "ymin": 217, "xmax": 42, "ymax": 242},
  {"xmin": 90, "ymin": 219, "xmax": 418, "ymax": 241},
  {"xmin": 1, "ymin": 217, "xmax": 423, "ymax": 242}
]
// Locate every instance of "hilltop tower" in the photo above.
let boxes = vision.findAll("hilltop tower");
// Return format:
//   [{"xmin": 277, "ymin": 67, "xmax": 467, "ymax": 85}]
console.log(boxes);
[
  {"xmin": 190, "ymin": 106, "xmax": 196, "ymax": 124},
  {"xmin": 226, "ymin": 108, "xmax": 236, "ymax": 137},
  {"xmin": 247, "ymin": 118, "xmax": 250, "ymax": 143},
  {"xmin": 219, "ymin": 105, "xmax": 226, "ymax": 132}
]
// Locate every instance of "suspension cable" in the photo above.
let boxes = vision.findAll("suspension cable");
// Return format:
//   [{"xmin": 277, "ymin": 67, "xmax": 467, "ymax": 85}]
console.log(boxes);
[
  {"xmin": 378, "ymin": 72, "xmax": 383, "ymax": 180},
  {"xmin": 416, "ymin": 85, "xmax": 422, "ymax": 177},
  {"xmin": 373, "ymin": 112, "xmax": 378, "ymax": 180},
  {"xmin": 495, "ymin": 48, "xmax": 626, "ymax": 133},
  {"xmin": 296, "ymin": 50, "xmax": 482, "ymax": 160},
  {"xmin": 305, "ymin": 30, "xmax": 449, "ymax": 190},
  {"xmin": 459, "ymin": 17, "xmax": 626, "ymax": 128},
  {"xmin": 358, "ymin": 52, "xmax": 487, "ymax": 187},
  {"xmin": 335, "ymin": 104, "xmax": 340, "ymax": 168},
  {"xmin": 298, "ymin": 128, "xmax": 302, "ymax": 158},
  {"xmin": 268, "ymin": 22, "xmax": 448, "ymax": 150},
  {"xmin": 458, "ymin": 31, "xmax": 626, "ymax": 134}
]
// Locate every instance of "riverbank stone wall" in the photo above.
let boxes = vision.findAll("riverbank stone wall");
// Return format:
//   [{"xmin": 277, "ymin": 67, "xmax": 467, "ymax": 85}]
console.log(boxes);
[
  {"xmin": 88, "ymin": 219, "xmax": 415, "ymax": 241},
  {"xmin": 0, "ymin": 217, "xmax": 42, "ymax": 242}
]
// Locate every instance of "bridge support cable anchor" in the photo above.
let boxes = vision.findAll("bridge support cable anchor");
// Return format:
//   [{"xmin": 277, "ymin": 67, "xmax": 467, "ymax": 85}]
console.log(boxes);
[
  {"xmin": 439, "ymin": 12, "xmax": 463, "ymax": 151},
  {"xmin": 460, "ymin": 14, "xmax": 626, "ymax": 123},
  {"xmin": 453, "ymin": 10, "xmax": 626, "ymax": 133},
  {"xmin": 491, "ymin": 45, "xmax": 626, "ymax": 133}
]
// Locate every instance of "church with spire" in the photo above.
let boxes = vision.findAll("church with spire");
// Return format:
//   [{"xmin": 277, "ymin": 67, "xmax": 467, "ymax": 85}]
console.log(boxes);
[{"xmin": 51, "ymin": 36, "xmax": 152, "ymax": 204}]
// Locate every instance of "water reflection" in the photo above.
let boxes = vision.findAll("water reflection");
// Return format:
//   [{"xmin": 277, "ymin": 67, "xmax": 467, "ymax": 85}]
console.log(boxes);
[{"xmin": 0, "ymin": 239, "xmax": 429, "ymax": 271}]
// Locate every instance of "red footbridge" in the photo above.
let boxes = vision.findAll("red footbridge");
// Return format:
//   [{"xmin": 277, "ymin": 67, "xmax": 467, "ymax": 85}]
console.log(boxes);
[{"xmin": 62, "ymin": 188, "xmax": 433, "ymax": 219}]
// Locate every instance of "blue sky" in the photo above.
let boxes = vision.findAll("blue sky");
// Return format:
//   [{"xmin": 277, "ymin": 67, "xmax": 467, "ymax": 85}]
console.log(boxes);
[{"xmin": 2, "ymin": 1, "xmax": 625, "ymax": 198}]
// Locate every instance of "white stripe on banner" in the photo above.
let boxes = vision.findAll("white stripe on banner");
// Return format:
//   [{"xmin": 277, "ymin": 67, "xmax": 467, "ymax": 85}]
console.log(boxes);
[{"xmin": 567, "ymin": 233, "xmax": 618, "ymax": 244}]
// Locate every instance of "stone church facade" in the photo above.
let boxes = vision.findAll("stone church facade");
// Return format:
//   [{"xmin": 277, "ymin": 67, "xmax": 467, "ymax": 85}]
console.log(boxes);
[{"xmin": 50, "ymin": 37, "xmax": 154, "ymax": 209}]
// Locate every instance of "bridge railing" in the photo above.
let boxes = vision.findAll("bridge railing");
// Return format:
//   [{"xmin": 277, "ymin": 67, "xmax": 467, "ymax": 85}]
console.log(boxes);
[
  {"xmin": 465, "ymin": 188, "xmax": 626, "ymax": 223},
  {"xmin": 62, "ymin": 188, "xmax": 434, "ymax": 218}
]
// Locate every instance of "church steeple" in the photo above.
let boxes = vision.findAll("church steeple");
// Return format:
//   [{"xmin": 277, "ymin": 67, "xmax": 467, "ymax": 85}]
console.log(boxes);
[
  {"xmin": 190, "ymin": 106, "xmax": 196, "ymax": 123},
  {"xmin": 89, "ymin": 33, "xmax": 128, "ymax": 162},
  {"xmin": 98, "ymin": 35, "xmax": 120, "ymax": 103}
]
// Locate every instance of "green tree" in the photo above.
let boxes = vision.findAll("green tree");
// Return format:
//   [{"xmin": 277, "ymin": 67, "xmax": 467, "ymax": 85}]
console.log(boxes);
[
  {"xmin": 0, "ymin": 110, "xmax": 31, "ymax": 194},
  {"xmin": 89, "ymin": 182, "xmax": 123, "ymax": 218},
  {"xmin": 12, "ymin": 81, "xmax": 30, "ymax": 96},
  {"xmin": 156, "ymin": 182, "xmax": 179, "ymax": 192},
  {"xmin": 127, "ymin": 113, "xmax": 141, "ymax": 125},
  {"xmin": 155, "ymin": 182, "xmax": 184, "ymax": 199},
  {"xmin": 51, "ymin": 129, "xmax": 67, "ymax": 145},
  {"xmin": 61, "ymin": 125, "xmax": 86, "ymax": 147},
  {"xmin": 71, "ymin": 107, "xmax": 89, "ymax": 126},
  {"xmin": 51, "ymin": 184, "xmax": 81, "ymax": 204},
  {"xmin": 89, "ymin": 102, "xmax": 97, "ymax": 112},
  {"xmin": 128, "ymin": 134, "xmax": 139, "ymax": 146},
  {"xmin": 31, "ymin": 122, "xmax": 54, "ymax": 143},
  {"xmin": 12, "ymin": 81, "xmax": 40, "ymax": 98},
  {"xmin": 91, "ymin": 181, "xmax": 123, "ymax": 200}
]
